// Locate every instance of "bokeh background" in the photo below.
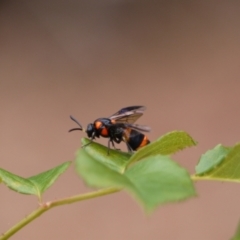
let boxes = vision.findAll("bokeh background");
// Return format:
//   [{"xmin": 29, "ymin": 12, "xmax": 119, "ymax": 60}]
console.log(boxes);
[{"xmin": 1, "ymin": 1, "xmax": 240, "ymax": 239}]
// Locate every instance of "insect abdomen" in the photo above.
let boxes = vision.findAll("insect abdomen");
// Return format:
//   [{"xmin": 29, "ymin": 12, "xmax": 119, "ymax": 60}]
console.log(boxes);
[{"xmin": 124, "ymin": 129, "xmax": 150, "ymax": 151}]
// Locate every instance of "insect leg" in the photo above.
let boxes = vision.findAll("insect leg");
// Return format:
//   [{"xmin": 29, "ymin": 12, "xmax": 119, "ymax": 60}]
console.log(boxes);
[
  {"xmin": 125, "ymin": 141, "xmax": 134, "ymax": 153},
  {"xmin": 82, "ymin": 132, "xmax": 96, "ymax": 148},
  {"xmin": 107, "ymin": 139, "xmax": 114, "ymax": 155}
]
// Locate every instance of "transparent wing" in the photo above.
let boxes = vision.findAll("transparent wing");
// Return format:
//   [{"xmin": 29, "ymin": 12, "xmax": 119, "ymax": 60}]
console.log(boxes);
[
  {"xmin": 124, "ymin": 123, "xmax": 151, "ymax": 133},
  {"xmin": 109, "ymin": 106, "xmax": 146, "ymax": 124}
]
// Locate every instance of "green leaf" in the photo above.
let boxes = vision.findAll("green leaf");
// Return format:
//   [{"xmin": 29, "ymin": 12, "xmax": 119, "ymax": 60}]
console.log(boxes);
[
  {"xmin": 81, "ymin": 138, "xmax": 131, "ymax": 173},
  {"xmin": 0, "ymin": 168, "xmax": 38, "ymax": 195},
  {"xmin": 231, "ymin": 221, "xmax": 240, "ymax": 240},
  {"xmin": 194, "ymin": 144, "xmax": 240, "ymax": 182},
  {"xmin": 75, "ymin": 145, "xmax": 196, "ymax": 211},
  {"xmin": 125, "ymin": 155, "xmax": 196, "ymax": 211},
  {"xmin": 0, "ymin": 162, "xmax": 71, "ymax": 199},
  {"xmin": 28, "ymin": 162, "xmax": 71, "ymax": 195},
  {"xmin": 75, "ymin": 149, "xmax": 133, "ymax": 189},
  {"xmin": 195, "ymin": 144, "xmax": 230, "ymax": 175},
  {"xmin": 127, "ymin": 131, "xmax": 197, "ymax": 167}
]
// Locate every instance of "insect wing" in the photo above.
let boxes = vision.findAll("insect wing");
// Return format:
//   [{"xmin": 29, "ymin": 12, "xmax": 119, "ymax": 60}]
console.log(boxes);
[
  {"xmin": 112, "ymin": 106, "xmax": 146, "ymax": 115},
  {"xmin": 109, "ymin": 106, "xmax": 146, "ymax": 124},
  {"xmin": 124, "ymin": 123, "xmax": 151, "ymax": 133}
]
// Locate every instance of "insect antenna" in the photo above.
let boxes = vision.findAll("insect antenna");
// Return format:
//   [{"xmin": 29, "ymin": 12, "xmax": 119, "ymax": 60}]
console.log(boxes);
[{"xmin": 69, "ymin": 115, "xmax": 85, "ymax": 132}]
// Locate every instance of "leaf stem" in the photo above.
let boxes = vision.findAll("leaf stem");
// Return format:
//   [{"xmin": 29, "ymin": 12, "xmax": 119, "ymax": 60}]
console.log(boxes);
[
  {"xmin": 0, "ymin": 187, "xmax": 121, "ymax": 240},
  {"xmin": 191, "ymin": 175, "xmax": 240, "ymax": 183}
]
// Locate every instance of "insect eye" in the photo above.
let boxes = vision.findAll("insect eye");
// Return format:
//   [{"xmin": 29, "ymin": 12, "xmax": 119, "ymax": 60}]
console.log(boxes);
[{"xmin": 86, "ymin": 123, "xmax": 94, "ymax": 137}]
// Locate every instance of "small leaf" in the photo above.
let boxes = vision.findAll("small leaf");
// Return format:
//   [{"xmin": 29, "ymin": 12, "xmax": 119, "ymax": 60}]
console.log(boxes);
[
  {"xmin": 127, "ymin": 131, "xmax": 197, "ymax": 167},
  {"xmin": 75, "ymin": 149, "xmax": 133, "ymax": 189},
  {"xmin": 195, "ymin": 144, "xmax": 230, "ymax": 175},
  {"xmin": 0, "ymin": 162, "xmax": 71, "ymax": 199},
  {"xmin": 0, "ymin": 168, "xmax": 38, "ymax": 195},
  {"xmin": 231, "ymin": 221, "xmax": 240, "ymax": 240},
  {"xmin": 28, "ymin": 161, "xmax": 71, "ymax": 196},
  {"xmin": 194, "ymin": 143, "xmax": 240, "ymax": 182},
  {"xmin": 125, "ymin": 155, "xmax": 196, "ymax": 211},
  {"xmin": 81, "ymin": 138, "xmax": 131, "ymax": 173},
  {"xmin": 75, "ymin": 145, "xmax": 196, "ymax": 211}
]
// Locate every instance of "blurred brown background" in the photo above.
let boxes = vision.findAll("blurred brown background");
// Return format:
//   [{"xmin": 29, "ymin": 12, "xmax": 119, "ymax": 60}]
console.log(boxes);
[{"xmin": 1, "ymin": 1, "xmax": 240, "ymax": 239}]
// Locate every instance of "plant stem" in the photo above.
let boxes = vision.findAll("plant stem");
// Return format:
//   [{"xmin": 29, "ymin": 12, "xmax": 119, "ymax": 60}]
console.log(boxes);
[
  {"xmin": 191, "ymin": 175, "xmax": 240, "ymax": 183},
  {"xmin": 0, "ymin": 187, "xmax": 120, "ymax": 240}
]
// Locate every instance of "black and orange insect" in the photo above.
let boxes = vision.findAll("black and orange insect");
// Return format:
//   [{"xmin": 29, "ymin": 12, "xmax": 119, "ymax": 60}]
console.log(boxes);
[{"xmin": 69, "ymin": 106, "xmax": 151, "ymax": 153}]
